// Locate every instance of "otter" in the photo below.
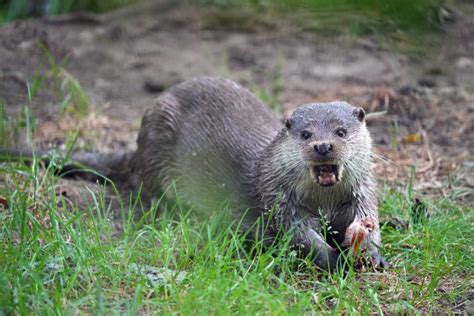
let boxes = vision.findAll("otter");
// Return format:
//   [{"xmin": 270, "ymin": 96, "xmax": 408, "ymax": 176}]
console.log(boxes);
[
  {"xmin": 2, "ymin": 77, "xmax": 387, "ymax": 271},
  {"xmin": 128, "ymin": 77, "xmax": 386, "ymax": 270}
]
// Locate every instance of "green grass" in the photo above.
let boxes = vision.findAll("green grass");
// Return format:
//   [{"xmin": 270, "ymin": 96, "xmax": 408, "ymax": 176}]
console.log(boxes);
[
  {"xmin": 2, "ymin": 0, "xmax": 443, "ymax": 35},
  {"xmin": 249, "ymin": 59, "xmax": 285, "ymax": 114},
  {"xmin": 36, "ymin": 42, "xmax": 90, "ymax": 117},
  {"xmin": 1, "ymin": 0, "xmax": 139, "ymax": 23},
  {"xmin": 204, "ymin": 0, "xmax": 443, "ymax": 33},
  {"xmin": 0, "ymin": 147, "xmax": 472, "ymax": 314},
  {"xmin": 200, "ymin": 0, "xmax": 445, "ymax": 55}
]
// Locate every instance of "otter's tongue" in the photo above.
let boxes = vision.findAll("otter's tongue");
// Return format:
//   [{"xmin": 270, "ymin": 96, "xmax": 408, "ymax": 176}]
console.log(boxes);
[{"xmin": 315, "ymin": 165, "xmax": 338, "ymax": 186}]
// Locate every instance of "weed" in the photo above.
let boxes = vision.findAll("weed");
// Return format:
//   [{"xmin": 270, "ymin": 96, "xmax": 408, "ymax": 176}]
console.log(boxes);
[
  {"xmin": 389, "ymin": 118, "xmax": 400, "ymax": 151},
  {"xmin": 248, "ymin": 58, "xmax": 285, "ymax": 115},
  {"xmin": 0, "ymin": 104, "xmax": 19, "ymax": 147},
  {"xmin": 0, "ymin": 44, "xmax": 88, "ymax": 149},
  {"xmin": 0, "ymin": 104, "xmax": 36, "ymax": 148},
  {"xmin": 38, "ymin": 42, "xmax": 90, "ymax": 117}
]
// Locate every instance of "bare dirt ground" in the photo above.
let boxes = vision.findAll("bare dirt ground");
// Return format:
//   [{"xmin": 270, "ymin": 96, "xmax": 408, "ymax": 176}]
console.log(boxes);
[{"xmin": 0, "ymin": 1, "xmax": 473, "ymax": 203}]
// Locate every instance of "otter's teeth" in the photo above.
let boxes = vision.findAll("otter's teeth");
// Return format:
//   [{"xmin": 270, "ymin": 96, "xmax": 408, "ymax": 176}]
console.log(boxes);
[
  {"xmin": 313, "ymin": 164, "xmax": 339, "ymax": 186},
  {"xmin": 318, "ymin": 172, "xmax": 337, "ymax": 186},
  {"xmin": 337, "ymin": 165, "xmax": 344, "ymax": 181}
]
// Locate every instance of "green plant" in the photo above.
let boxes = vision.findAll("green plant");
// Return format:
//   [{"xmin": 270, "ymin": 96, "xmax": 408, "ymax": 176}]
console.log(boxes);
[
  {"xmin": 203, "ymin": 0, "xmax": 442, "ymax": 33},
  {"xmin": 0, "ymin": 103, "xmax": 37, "ymax": 148},
  {"xmin": 389, "ymin": 118, "xmax": 400, "ymax": 151},
  {"xmin": 38, "ymin": 42, "xmax": 90, "ymax": 117},
  {"xmin": 248, "ymin": 59, "xmax": 284, "ymax": 114},
  {"xmin": 1, "ymin": 0, "xmax": 140, "ymax": 23},
  {"xmin": 0, "ymin": 104, "xmax": 19, "ymax": 147}
]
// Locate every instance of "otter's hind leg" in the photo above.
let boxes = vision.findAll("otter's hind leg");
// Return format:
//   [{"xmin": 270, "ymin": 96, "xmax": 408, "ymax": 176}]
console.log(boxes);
[{"xmin": 131, "ymin": 93, "xmax": 182, "ymax": 205}]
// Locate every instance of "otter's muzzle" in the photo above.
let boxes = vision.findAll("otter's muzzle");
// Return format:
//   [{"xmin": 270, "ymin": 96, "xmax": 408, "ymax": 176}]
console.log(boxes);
[{"xmin": 314, "ymin": 143, "xmax": 333, "ymax": 156}]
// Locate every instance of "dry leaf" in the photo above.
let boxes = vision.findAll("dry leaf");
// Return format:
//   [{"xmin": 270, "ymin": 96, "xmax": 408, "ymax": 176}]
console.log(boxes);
[
  {"xmin": 403, "ymin": 133, "xmax": 421, "ymax": 143},
  {"xmin": 0, "ymin": 196, "xmax": 7, "ymax": 209}
]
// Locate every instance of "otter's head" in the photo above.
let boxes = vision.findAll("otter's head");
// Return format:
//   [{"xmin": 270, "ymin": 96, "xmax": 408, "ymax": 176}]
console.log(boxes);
[{"xmin": 284, "ymin": 102, "xmax": 369, "ymax": 187}]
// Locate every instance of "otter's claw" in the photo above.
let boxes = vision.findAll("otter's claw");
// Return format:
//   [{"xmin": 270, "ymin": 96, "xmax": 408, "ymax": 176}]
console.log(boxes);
[{"xmin": 370, "ymin": 251, "xmax": 389, "ymax": 270}]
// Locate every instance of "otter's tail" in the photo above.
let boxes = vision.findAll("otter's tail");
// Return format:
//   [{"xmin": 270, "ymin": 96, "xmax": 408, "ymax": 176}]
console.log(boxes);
[{"xmin": 0, "ymin": 147, "xmax": 132, "ymax": 184}]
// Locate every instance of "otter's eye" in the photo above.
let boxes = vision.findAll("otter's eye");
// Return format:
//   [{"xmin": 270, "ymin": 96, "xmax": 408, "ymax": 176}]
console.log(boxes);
[
  {"xmin": 301, "ymin": 131, "xmax": 312, "ymax": 140},
  {"xmin": 335, "ymin": 128, "xmax": 347, "ymax": 138}
]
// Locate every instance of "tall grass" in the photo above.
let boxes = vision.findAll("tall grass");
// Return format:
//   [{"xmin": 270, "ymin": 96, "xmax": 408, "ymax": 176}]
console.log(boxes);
[
  {"xmin": 202, "ymin": 0, "xmax": 444, "ymax": 45},
  {"xmin": 2, "ymin": 0, "xmax": 443, "ymax": 34},
  {"xmin": 0, "ymin": 155, "xmax": 471, "ymax": 314}
]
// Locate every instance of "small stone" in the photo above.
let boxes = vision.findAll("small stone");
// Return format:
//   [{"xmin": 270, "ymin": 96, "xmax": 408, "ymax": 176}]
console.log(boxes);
[
  {"xmin": 128, "ymin": 263, "xmax": 187, "ymax": 287},
  {"xmin": 455, "ymin": 57, "xmax": 473, "ymax": 68}
]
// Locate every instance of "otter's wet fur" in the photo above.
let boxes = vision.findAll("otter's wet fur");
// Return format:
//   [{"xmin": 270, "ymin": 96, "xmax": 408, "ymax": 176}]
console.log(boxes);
[{"xmin": 129, "ymin": 77, "xmax": 386, "ymax": 270}]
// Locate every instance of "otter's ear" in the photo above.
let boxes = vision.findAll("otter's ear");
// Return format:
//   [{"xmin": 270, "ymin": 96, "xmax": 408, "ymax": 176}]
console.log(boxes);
[
  {"xmin": 285, "ymin": 118, "xmax": 292, "ymax": 129},
  {"xmin": 353, "ymin": 107, "xmax": 366, "ymax": 122}
]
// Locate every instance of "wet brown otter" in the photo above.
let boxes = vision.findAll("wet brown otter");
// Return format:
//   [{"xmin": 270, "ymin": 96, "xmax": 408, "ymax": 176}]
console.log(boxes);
[
  {"xmin": 129, "ymin": 77, "xmax": 387, "ymax": 270},
  {"xmin": 1, "ymin": 77, "xmax": 386, "ymax": 270}
]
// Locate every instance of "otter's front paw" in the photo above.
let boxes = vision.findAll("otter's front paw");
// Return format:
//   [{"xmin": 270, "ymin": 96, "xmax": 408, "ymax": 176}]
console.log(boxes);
[
  {"xmin": 351, "ymin": 250, "xmax": 388, "ymax": 271},
  {"xmin": 313, "ymin": 247, "xmax": 341, "ymax": 272},
  {"xmin": 344, "ymin": 217, "xmax": 375, "ymax": 253}
]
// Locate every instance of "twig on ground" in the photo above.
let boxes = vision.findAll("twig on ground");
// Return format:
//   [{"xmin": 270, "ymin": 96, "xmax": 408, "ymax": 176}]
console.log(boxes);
[{"xmin": 416, "ymin": 120, "xmax": 435, "ymax": 174}]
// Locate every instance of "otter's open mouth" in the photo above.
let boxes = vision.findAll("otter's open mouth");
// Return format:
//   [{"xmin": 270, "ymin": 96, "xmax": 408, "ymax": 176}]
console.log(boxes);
[{"xmin": 313, "ymin": 165, "xmax": 340, "ymax": 186}]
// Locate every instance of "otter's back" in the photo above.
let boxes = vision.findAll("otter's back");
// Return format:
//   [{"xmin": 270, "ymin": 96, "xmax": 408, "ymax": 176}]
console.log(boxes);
[{"xmin": 134, "ymin": 77, "xmax": 281, "ymax": 212}]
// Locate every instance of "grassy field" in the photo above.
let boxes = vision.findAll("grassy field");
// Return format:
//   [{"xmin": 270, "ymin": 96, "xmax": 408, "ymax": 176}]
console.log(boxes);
[
  {"xmin": 204, "ymin": 0, "xmax": 443, "ymax": 31},
  {"xmin": 2, "ymin": 0, "xmax": 443, "ymax": 34},
  {"xmin": 0, "ymin": 88, "xmax": 472, "ymax": 314},
  {"xmin": 0, "ymin": 152, "xmax": 472, "ymax": 314}
]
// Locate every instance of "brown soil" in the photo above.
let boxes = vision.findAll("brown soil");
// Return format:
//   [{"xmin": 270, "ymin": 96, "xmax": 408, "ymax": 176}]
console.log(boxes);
[{"xmin": 0, "ymin": 1, "xmax": 473, "ymax": 202}]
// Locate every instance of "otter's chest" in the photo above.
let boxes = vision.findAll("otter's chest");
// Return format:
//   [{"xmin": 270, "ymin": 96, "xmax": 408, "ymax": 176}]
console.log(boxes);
[
  {"xmin": 303, "ymin": 185, "xmax": 354, "ymax": 216},
  {"xmin": 302, "ymin": 188, "xmax": 356, "ymax": 238}
]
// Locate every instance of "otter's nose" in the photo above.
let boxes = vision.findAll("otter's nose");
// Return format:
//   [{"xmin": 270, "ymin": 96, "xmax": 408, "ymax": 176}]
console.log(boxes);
[{"xmin": 314, "ymin": 143, "xmax": 333, "ymax": 156}]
